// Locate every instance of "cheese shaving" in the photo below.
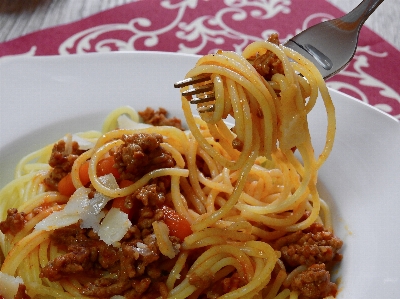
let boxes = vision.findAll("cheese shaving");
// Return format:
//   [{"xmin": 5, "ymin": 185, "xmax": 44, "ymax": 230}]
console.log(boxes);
[
  {"xmin": 35, "ymin": 174, "xmax": 129, "ymax": 245},
  {"xmin": 65, "ymin": 134, "xmax": 96, "ymax": 150},
  {"xmin": 0, "ymin": 272, "xmax": 24, "ymax": 299},
  {"xmin": 152, "ymin": 221, "xmax": 177, "ymax": 259},
  {"xmin": 98, "ymin": 208, "xmax": 132, "ymax": 246},
  {"xmin": 117, "ymin": 114, "xmax": 152, "ymax": 130},
  {"xmin": 34, "ymin": 187, "xmax": 91, "ymax": 231}
]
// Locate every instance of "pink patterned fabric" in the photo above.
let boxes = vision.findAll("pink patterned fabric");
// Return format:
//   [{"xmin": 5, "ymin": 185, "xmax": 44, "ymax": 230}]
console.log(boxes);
[{"xmin": 0, "ymin": 0, "xmax": 399, "ymax": 119}]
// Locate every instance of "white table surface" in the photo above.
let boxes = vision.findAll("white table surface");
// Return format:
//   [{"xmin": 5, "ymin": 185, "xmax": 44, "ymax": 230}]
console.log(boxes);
[{"xmin": 0, "ymin": 0, "xmax": 399, "ymax": 50}]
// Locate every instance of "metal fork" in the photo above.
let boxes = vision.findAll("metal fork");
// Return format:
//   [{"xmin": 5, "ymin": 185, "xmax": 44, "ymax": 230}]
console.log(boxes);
[{"xmin": 174, "ymin": 0, "xmax": 384, "ymax": 111}]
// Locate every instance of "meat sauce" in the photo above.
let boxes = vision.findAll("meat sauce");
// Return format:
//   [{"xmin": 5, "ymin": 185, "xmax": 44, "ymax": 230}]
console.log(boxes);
[
  {"xmin": 139, "ymin": 107, "xmax": 184, "ymax": 130},
  {"xmin": 40, "ymin": 130, "xmax": 180, "ymax": 298},
  {"xmin": 274, "ymin": 222, "xmax": 343, "ymax": 298},
  {"xmin": 247, "ymin": 33, "xmax": 285, "ymax": 81},
  {"xmin": 1, "ymin": 91, "xmax": 343, "ymax": 297}
]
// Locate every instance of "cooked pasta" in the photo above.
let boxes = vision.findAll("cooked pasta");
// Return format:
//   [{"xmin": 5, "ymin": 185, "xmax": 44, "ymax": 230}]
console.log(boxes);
[{"xmin": 0, "ymin": 37, "xmax": 341, "ymax": 299}]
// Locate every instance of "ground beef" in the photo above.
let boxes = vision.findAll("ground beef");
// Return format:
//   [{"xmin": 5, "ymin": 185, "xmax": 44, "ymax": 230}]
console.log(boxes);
[
  {"xmin": 44, "ymin": 140, "xmax": 85, "ymax": 190},
  {"xmin": 121, "ymin": 235, "xmax": 160, "ymax": 278},
  {"xmin": 273, "ymin": 223, "xmax": 342, "ymax": 299},
  {"xmin": 119, "ymin": 183, "xmax": 167, "ymax": 223},
  {"xmin": 41, "ymin": 221, "xmax": 175, "ymax": 298},
  {"xmin": 231, "ymin": 137, "xmax": 244, "ymax": 152},
  {"xmin": 188, "ymin": 273, "xmax": 213, "ymax": 290},
  {"xmin": 274, "ymin": 222, "xmax": 343, "ymax": 268},
  {"xmin": 220, "ymin": 274, "xmax": 244, "ymax": 294},
  {"xmin": 138, "ymin": 206, "xmax": 164, "ymax": 231},
  {"xmin": 290, "ymin": 264, "xmax": 338, "ymax": 299},
  {"xmin": 139, "ymin": 107, "xmax": 184, "ymax": 130},
  {"xmin": 267, "ymin": 32, "xmax": 280, "ymax": 46},
  {"xmin": 0, "ymin": 208, "xmax": 26, "ymax": 235},
  {"xmin": 247, "ymin": 33, "xmax": 284, "ymax": 80},
  {"xmin": 82, "ymin": 278, "xmax": 132, "ymax": 298},
  {"xmin": 41, "ymin": 245, "xmax": 93, "ymax": 281},
  {"xmin": 40, "ymin": 225, "xmax": 119, "ymax": 281},
  {"xmin": 14, "ymin": 284, "xmax": 31, "ymax": 299},
  {"xmin": 113, "ymin": 133, "xmax": 175, "ymax": 182},
  {"xmin": 40, "ymin": 181, "xmax": 178, "ymax": 298},
  {"xmin": 133, "ymin": 183, "xmax": 166, "ymax": 207},
  {"xmin": 81, "ymin": 234, "xmax": 164, "ymax": 298},
  {"xmin": 201, "ymin": 272, "xmax": 246, "ymax": 298}
]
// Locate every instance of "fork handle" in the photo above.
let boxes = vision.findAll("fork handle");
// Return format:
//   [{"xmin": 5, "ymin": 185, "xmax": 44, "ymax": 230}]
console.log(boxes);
[{"xmin": 340, "ymin": 0, "xmax": 384, "ymax": 26}]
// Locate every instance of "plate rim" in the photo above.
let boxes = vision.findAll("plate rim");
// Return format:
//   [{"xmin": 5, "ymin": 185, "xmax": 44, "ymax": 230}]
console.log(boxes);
[{"xmin": 1, "ymin": 50, "xmax": 400, "ymax": 298}]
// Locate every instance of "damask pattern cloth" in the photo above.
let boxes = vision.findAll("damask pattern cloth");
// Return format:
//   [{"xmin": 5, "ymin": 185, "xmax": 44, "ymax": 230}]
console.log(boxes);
[{"xmin": 0, "ymin": 0, "xmax": 399, "ymax": 119}]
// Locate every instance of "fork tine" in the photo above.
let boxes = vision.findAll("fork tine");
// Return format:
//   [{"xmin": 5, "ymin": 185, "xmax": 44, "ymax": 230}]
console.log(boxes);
[
  {"xmin": 197, "ymin": 105, "xmax": 215, "ymax": 113},
  {"xmin": 174, "ymin": 74, "xmax": 211, "ymax": 88},
  {"xmin": 182, "ymin": 83, "xmax": 214, "ymax": 97},
  {"xmin": 174, "ymin": 74, "xmax": 215, "ymax": 113},
  {"xmin": 190, "ymin": 92, "xmax": 215, "ymax": 104}
]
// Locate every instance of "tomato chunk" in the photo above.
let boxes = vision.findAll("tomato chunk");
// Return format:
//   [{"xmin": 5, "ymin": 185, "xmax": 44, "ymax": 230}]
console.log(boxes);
[
  {"xmin": 119, "ymin": 179, "xmax": 134, "ymax": 189},
  {"xmin": 79, "ymin": 161, "xmax": 90, "ymax": 186},
  {"xmin": 97, "ymin": 156, "xmax": 120, "ymax": 179},
  {"xmin": 58, "ymin": 161, "xmax": 91, "ymax": 196},
  {"xmin": 162, "ymin": 206, "xmax": 192, "ymax": 241},
  {"xmin": 112, "ymin": 197, "xmax": 130, "ymax": 215},
  {"xmin": 58, "ymin": 173, "xmax": 75, "ymax": 197}
]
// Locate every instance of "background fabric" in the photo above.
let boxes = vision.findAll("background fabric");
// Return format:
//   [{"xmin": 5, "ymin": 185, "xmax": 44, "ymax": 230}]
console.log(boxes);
[{"xmin": 0, "ymin": 0, "xmax": 399, "ymax": 119}]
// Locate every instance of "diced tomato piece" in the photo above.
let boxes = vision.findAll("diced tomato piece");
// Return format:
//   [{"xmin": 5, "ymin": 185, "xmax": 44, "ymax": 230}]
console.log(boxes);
[
  {"xmin": 79, "ymin": 161, "xmax": 90, "ymax": 186},
  {"xmin": 58, "ymin": 161, "xmax": 91, "ymax": 196},
  {"xmin": 97, "ymin": 156, "xmax": 120, "ymax": 179},
  {"xmin": 112, "ymin": 197, "xmax": 130, "ymax": 215},
  {"xmin": 162, "ymin": 206, "xmax": 192, "ymax": 241},
  {"xmin": 119, "ymin": 179, "xmax": 134, "ymax": 189},
  {"xmin": 58, "ymin": 173, "xmax": 76, "ymax": 196}
]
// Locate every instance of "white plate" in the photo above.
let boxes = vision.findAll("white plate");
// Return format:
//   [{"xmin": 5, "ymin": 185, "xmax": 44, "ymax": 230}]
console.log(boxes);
[{"xmin": 1, "ymin": 52, "xmax": 400, "ymax": 298}]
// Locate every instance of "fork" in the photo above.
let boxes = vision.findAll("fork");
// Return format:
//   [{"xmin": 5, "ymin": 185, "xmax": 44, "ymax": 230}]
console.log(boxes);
[{"xmin": 174, "ymin": 0, "xmax": 384, "ymax": 112}]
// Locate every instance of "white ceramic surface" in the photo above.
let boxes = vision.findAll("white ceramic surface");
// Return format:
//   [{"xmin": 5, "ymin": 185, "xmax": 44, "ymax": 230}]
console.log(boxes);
[{"xmin": 0, "ymin": 52, "xmax": 399, "ymax": 298}]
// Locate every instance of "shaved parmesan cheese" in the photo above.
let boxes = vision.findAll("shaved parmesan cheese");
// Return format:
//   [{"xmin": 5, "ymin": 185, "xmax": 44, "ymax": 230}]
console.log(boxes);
[
  {"xmin": 80, "ymin": 191, "xmax": 110, "ymax": 233},
  {"xmin": 153, "ymin": 221, "xmax": 177, "ymax": 259},
  {"xmin": 135, "ymin": 241, "xmax": 153, "ymax": 257},
  {"xmin": 35, "ymin": 175, "xmax": 117, "ymax": 232},
  {"xmin": 80, "ymin": 174, "xmax": 118, "ymax": 233},
  {"xmin": 34, "ymin": 174, "xmax": 132, "ymax": 246},
  {"xmin": 98, "ymin": 208, "xmax": 132, "ymax": 246},
  {"xmin": 80, "ymin": 210, "xmax": 106, "ymax": 234},
  {"xmin": 98, "ymin": 173, "xmax": 119, "ymax": 189},
  {"xmin": 34, "ymin": 187, "xmax": 91, "ymax": 231},
  {"xmin": 69, "ymin": 134, "xmax": 96, "ymax": 150},
  {"xmin": 0, "ymin": 272, "xmax": 24, "ymax": 299},
  {"xmin": 117, "ymin": 114, "xmax": 152, "ymax": 130}
]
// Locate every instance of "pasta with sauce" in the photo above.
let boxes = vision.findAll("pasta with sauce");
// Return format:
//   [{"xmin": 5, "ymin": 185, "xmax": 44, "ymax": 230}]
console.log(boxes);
[{"xmin": 0, "ymin": 37, "xmax": 342, "ymax": 299}]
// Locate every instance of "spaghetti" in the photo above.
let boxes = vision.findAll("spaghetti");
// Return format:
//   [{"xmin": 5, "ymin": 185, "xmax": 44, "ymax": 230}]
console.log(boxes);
[{"xmin": 0, "ymin": 38, "xmax": 341, "ymax": 299}]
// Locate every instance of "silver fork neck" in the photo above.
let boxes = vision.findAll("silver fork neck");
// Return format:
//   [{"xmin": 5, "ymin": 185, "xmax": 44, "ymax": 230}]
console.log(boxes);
[{"xmin": 340, "ymin": 0, "xmax": 385, "ymax": 26}]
